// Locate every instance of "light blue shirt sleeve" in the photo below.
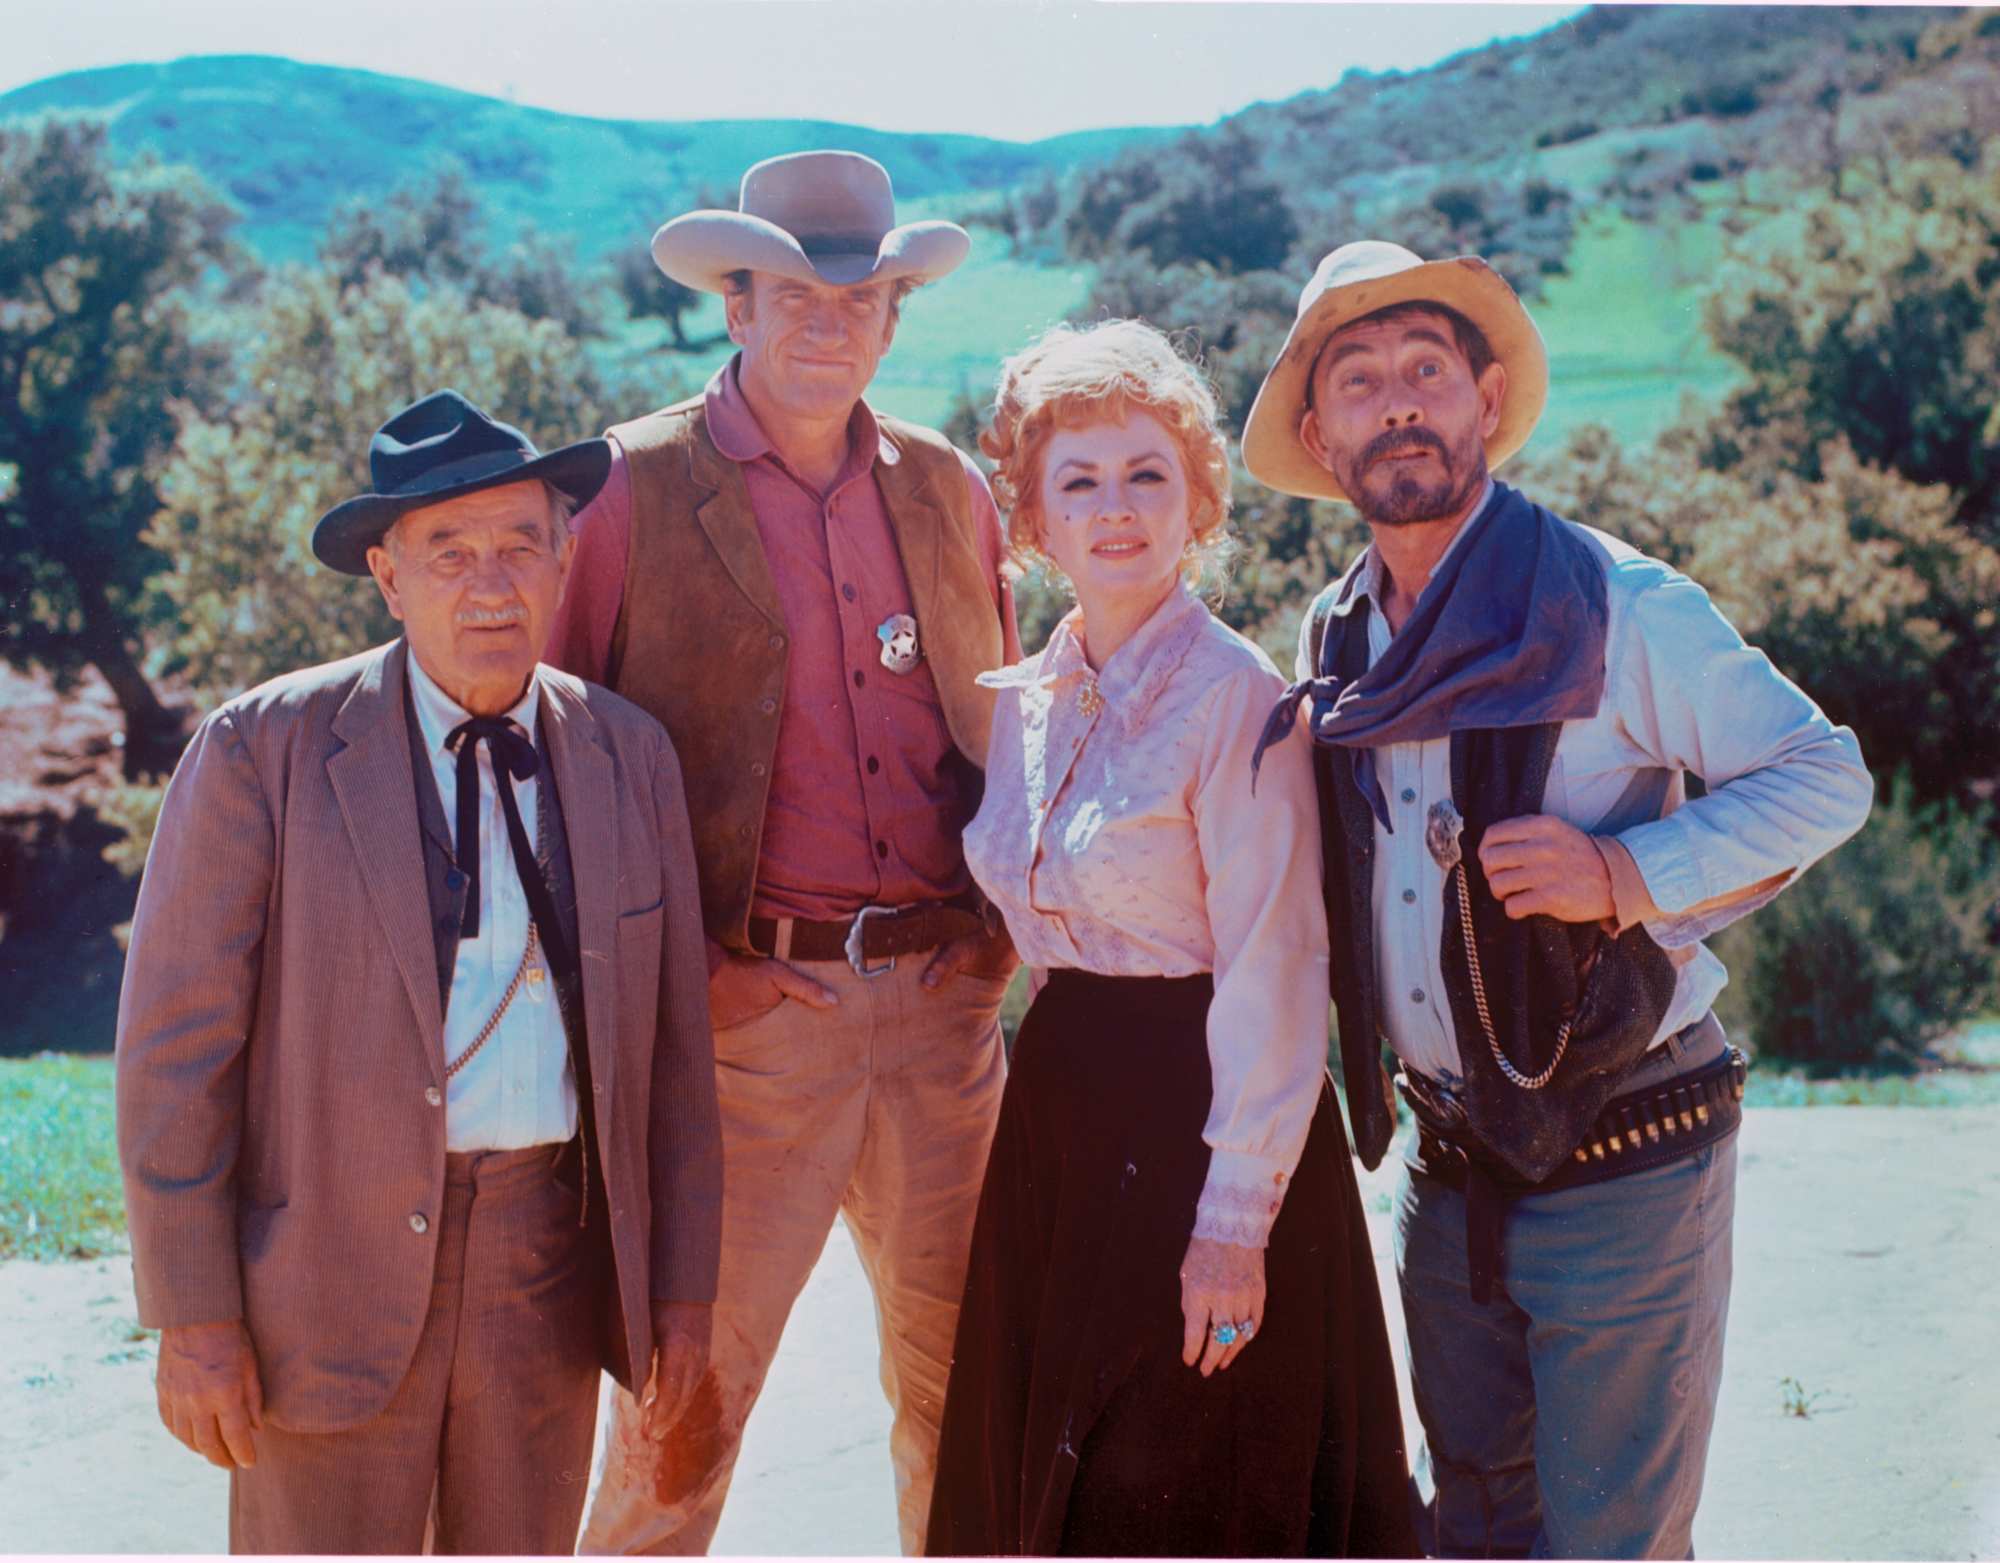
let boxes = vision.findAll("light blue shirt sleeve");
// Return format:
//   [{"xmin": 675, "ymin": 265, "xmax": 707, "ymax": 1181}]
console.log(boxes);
[{"xmin": 1606, "ymin": 560, "xmax": 1874, "ymax": 928}]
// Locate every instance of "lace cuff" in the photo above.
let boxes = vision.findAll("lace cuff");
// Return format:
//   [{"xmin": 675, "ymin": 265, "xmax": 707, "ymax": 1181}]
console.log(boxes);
[{"xmin": 1191, "ymin": 1151, "xmax": 1291, "ymax": 1249}]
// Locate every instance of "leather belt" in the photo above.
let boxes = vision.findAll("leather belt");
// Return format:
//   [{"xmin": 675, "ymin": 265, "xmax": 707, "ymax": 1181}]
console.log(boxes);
[
  {"xmin": 1400, "ymin": 1024, "xmax": 1748, "ymax": 1304},
  {"xmin": 746, "ymin": 895, "xmax": 990, "ymax": 977}
]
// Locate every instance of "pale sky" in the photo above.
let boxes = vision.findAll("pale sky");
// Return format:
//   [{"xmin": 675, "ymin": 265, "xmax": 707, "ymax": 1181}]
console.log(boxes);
[{"xmin": 7, "ymin": 0, "xmax": 1586, "ymax": 141}]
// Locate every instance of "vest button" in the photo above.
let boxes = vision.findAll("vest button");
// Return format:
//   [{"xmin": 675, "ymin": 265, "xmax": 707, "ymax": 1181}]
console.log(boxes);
[
  {"xmin": 759, "ymin": 698, "xmax": 776, "ymax": 715},
  {"xmin": 769, "ymin": 634, "xmax": 785, "ymax": 651},
  {"xmin": 738, "ymin": 825, "xmax": 752, "ymax": 841},
  {"xmin": 751, "ymin": 761, "xmax": 766, "ymax": 777},
  {"xmin": 842, "ymin": 583, "xmax": 857, "ymax": 602},
  {"xmin": 408, "ymin": 1212, "xmax": 429, "ymax": 1234},
  {"xmin": 852, "ymin": 670, "xmax": 865, "ymax": 688},
  {"xmin": 424, "ymin": 1086, "xmax": 442, "ymax": 1107},
  {"xmin": 1402, "ymin": 888, "xmax": 1417, "ymax": 904},
  {"xmin": 1401, "ymin": 788, "xmax": 1416, "ymax": 804},
  {"xmin": 1410, "ymin": 988, "xmax": 1426, "ymax": 1005}
]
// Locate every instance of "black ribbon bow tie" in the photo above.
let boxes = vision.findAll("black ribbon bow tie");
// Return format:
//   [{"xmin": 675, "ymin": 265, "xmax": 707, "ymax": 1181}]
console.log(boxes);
[{"xmin": 443, "ymin": 718, "xmax": 572, "ymax": 991}]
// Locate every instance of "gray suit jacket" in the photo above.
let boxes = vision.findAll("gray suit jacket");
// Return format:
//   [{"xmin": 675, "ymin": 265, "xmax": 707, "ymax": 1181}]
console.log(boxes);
[{"xmin": 115, "ymin": 639, "xmax": 722, "ymax": 1434}]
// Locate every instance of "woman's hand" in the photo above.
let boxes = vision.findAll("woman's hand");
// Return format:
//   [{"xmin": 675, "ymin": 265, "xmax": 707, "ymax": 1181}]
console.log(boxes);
[{"xmin": 1178, "ymin": 1235, "xmax": 1266, "ymax": 1377}]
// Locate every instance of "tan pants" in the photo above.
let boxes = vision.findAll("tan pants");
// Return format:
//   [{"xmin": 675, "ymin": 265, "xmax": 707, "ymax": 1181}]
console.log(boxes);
[
  {"xmin": 580, "ymin": 958, "xmax": 1008, "ymax": 1556},
  {"xmin": 229, "ymin": 1143, "xmax": 602, "ymax": 1554}
]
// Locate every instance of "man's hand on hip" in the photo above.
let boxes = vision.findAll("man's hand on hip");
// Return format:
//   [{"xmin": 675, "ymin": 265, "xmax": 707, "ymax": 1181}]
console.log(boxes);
[
  {"xmin": 1477, "ymin": 814, "xmax": 1616, "ymax": 924},
  {"xmin": 156, "ymin": 1320, "xmax": 263, "ymax": 1469},
  {"xmin": 920, "ymin": 921, "xmax": 1019, "ymax": 990},
  {"xmin": 640, "ymin": 1301, "xmax": 711, "ymax": 1440},
  {"xmin": 707, "ymin": 951, "xmax": 836, "ymax": 1029}
]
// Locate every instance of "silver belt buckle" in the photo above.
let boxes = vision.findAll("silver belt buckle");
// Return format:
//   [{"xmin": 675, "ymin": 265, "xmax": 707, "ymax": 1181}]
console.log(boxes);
[{"xmin": 844, "ymin": 904, "xmax": 901, "ymax": 978}]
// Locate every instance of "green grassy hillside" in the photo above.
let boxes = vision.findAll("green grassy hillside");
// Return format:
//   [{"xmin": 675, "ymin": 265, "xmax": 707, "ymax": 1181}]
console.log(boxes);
[{"xmin": 0, "ymin": 55, "xmax": 1173, "ymax": 261}]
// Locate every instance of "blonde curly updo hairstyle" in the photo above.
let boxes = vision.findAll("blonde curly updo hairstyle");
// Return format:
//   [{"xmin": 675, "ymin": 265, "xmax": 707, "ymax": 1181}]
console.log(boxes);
[{"xmin": 981, "ymin": 319, "xmax": 1236, "ymax": 594}]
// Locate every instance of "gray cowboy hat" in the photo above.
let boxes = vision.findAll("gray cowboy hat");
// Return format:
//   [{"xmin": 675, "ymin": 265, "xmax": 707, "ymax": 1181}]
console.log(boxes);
[
  {"xmin": 311, "ymin": 389, "xmax": 610, "ymax": 576},
  {"xmin": 1241, "ymin": 241, "xmax": 1550, "ymax": 503},
  {"xmin": 651, "ymin": 150, "xmax": 970, "ymax": 295}
]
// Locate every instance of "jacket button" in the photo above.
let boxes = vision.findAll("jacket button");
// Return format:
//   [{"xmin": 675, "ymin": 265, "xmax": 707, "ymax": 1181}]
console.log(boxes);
[
  {"xmin": 445, "ymin": 869, "xmax": 466, "ymax": 893},
  {"xmin": 592, "ymin": 1083, "xmax": 603, "ymax": 1096},
  {"xmin": 759, "ymin": 698, "xmax": 776, "ymax": 715},
  {"xmin": 424, "ymin": 1086, "xmax": 442, "ymax": 1106},
  {"xmin": 409, "ymin": 1212, "xmax": 429, "ymax": 1234},
  {"xmin": 437, "ymin": 915, "xmax": 458, "ymax": 936}
]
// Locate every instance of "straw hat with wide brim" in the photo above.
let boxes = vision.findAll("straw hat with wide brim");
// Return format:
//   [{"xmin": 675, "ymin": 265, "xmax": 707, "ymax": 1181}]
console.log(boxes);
[
  {"xmin": 651, "ymin": 150, "xmax": 970, "ymax": 295},
  {"xmin": 1241, "ymin": 241, "xmax": 1549, "ymax": 503}
]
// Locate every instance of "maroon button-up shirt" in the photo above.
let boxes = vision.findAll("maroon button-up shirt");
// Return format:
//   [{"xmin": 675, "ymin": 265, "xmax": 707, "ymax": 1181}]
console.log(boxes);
[{"xmin": 548, "ymin": 359, "xmax": 1020, "ymax": 933}]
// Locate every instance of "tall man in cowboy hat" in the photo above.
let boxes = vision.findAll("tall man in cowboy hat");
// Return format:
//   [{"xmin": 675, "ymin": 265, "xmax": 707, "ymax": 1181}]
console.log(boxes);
[
  {"xmin": 1241, "ymin": 243, "xmax": 1873, "ymax": 1557},
  {"xmin": 548, "ymin": 151, "xmax": 1020, "ymax": 1555},
  {"xmin": 115, "ymin": 390, "xmax": 722, "ymax": 1553}
]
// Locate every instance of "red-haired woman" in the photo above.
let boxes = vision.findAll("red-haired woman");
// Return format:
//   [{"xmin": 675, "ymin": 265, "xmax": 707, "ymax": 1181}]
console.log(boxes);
[{"xmin": 925, "ymin": 320, "xmax": 1413, "ymax": 1557}]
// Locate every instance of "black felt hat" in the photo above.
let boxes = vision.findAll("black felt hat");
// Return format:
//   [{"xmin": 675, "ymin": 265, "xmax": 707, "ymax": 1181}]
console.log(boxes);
[{"xmin": 311, "ymin": 389, "xmax": 612, "ymax": 575}]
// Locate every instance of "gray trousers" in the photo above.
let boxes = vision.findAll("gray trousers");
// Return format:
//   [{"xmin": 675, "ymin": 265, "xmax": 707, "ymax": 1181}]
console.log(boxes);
[
  {"xmin": 1394, "ymin": 1076, "xmax": 1738, "ymax": 1559},
  {"xmin": 230, "ymin": 1143, "xmax": 602, "ymax": 1555}
]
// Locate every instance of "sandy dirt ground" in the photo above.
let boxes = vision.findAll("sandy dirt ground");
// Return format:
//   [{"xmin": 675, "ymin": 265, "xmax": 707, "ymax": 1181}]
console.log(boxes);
[{"xmin": 3, "ymin": 1105, "xmax": 1996, "ymax": 1558}]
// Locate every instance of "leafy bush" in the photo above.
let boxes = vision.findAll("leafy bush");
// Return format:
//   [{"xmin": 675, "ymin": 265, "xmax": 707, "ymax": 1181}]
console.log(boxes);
[{"xmin": 1712, "ymin": 779, "xmax": 1999, "ymax": 1071}]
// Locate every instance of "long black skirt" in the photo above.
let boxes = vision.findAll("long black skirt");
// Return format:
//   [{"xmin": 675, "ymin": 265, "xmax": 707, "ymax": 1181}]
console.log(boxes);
[{"xmin": 925, "ymin": 969, "xmax": 1415, "ymax": 1557}]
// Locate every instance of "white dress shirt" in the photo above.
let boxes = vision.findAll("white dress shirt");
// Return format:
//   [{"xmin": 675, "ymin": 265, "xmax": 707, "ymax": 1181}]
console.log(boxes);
[
  {"xmin": 407, "ymin": 655, "xmax": 578, "ymax": 1152},
  {"xmin": 1299, "ymin": 498, "xmax": 1874, "ymax": 1084},
  {"xmin": 968, "ymin": 587, "xmax": 1332, "ymax": 1249}
]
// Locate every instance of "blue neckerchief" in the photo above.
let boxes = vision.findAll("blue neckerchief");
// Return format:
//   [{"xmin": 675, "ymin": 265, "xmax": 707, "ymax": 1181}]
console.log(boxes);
[{"xmin": 1251, "ymin": 482, "xmax": 1609, "ymax": 829}]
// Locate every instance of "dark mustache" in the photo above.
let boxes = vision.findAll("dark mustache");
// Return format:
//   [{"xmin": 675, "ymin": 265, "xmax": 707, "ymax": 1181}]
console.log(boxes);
[{"xmin": 1362, "ymin": 427, "xmax": 1451, "ymax": 468}]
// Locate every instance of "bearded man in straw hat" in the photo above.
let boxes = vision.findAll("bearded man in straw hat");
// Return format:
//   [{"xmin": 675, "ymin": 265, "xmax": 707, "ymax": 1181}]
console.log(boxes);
[
  {"xmin": 114, "ymin": 391, "xmax": 721, "ymax": 1552},
  {"xmin": 1241, "ymin": 243, "xmax": 1873, "ymax": 1557},
  {"xmin": 548, "ymin": 151, "xmax": 1020, "ymax": 1555}
]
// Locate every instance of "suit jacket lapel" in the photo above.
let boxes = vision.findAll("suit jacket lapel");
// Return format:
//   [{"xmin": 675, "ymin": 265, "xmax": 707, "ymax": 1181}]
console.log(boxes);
[
  {"xmin": 327, "ymin": 640, "xmax": 447, "ymax": 1068},
  {"xmin": 540, "ymin": 671, "xmax": 619, "ymax": 1099}
]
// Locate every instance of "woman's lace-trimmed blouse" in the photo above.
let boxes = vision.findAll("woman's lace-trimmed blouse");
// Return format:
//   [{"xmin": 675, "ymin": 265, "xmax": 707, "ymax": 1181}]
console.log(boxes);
[{"xmin": 964, "ymin": 585, "xmax": 1333, "ymax": 1248}]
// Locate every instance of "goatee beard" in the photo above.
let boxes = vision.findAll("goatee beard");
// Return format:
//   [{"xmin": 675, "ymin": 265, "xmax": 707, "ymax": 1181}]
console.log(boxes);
[{"xmin": 1346, "ymin": 432, "xmax": 1487, "ymax": 528}]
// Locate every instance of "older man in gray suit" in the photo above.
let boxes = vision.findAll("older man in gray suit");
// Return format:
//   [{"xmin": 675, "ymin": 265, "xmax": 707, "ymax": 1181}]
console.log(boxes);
[{"xmin": 115, "ymin": 390, "xmax": 723, "ymax": 1554}]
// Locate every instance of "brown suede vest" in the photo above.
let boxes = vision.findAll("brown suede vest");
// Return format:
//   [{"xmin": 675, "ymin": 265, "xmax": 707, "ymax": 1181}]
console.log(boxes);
[{"xmin": 606, "ymin": 397, "xmax": 1002, "ymax": 950}]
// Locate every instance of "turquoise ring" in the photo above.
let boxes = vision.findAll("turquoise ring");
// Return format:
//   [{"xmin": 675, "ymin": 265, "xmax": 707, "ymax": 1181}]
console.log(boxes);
[{"xmin": 1212, "ymin": 1322, "xmax": 1238, "ymax": 1346}]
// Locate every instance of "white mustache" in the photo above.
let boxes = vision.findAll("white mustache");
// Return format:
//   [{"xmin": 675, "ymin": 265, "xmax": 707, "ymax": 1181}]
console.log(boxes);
[{"xmin": 455, "ymin": 606, "xmax": 527, "ymax": 629}]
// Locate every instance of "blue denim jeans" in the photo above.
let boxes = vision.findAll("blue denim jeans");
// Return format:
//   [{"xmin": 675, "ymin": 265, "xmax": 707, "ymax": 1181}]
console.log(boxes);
[{"xmin": 1394, "ymin": 1121, "xmax": 1737, "ymax": 1559}]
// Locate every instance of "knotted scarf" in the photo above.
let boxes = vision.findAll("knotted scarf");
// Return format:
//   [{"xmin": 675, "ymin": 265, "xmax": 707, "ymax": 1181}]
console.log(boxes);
[{"xmin": 1250, "ymin": 483, "xmax": 1610, "ymax": 823}]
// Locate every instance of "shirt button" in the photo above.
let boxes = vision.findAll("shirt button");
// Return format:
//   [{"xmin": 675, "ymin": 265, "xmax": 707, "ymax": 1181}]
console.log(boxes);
[
  {"xmin": 758, "ymin": 697, "xmax": 776, "ymax": 715},
  {"xmin": 1411, "ymin": 988, "xmax": 1426, "ymax": 1005},
  {"xmin": 408, "ymin": 1212, "xmax": 429, "ymax": 1234},
  {"xmin": 424, "ymin": 1086, "xmax": 442, "ymax": 1107},
  {"xmin": 853, "ymin": 669, "xmax": 866, "ymax": 688},
  {"xmin": 866, "ymin": 756, "xmax": 880, "ymax": 775},
  {"xmin": 842, "ymin": 583, "xmax": 857, "ymax": 603},
  {"xmin": 1401, "ymin": 788, "xmax": 1417, "ymax": 804},
  {"xmin": 1402, "ymin": 888, "xmax": 1417, "ymax": 904}
]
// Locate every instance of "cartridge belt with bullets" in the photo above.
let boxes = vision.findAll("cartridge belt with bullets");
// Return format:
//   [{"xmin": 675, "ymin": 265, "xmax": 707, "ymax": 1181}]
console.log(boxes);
[{"xmin": 1398, "ymin": 1015, "xmax": 1748, "ymax": 1304}]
